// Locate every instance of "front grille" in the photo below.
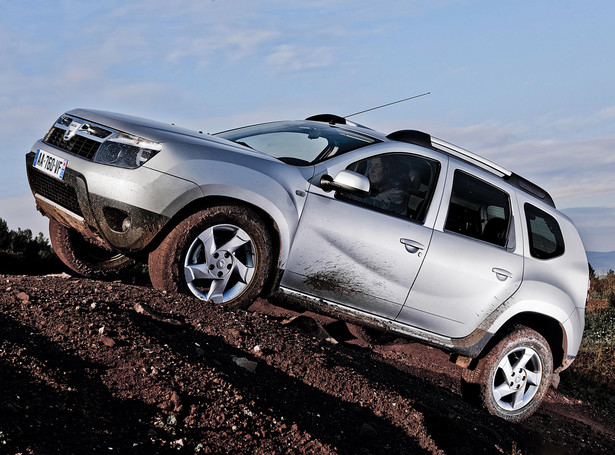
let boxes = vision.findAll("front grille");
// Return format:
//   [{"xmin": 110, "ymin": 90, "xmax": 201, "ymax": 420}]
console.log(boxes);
[
  {"xmin": 27, "ymin": 167, "xmax": 83, "ymax": 217},
  {"xmin": 44, "ymin": 127, "xmax": 101, "ymax": 160}
]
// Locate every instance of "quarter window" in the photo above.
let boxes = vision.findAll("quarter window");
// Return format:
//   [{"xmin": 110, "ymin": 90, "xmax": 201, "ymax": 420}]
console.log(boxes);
[
  {"xmin": 444, "ymin": 171, "xmax": 511, "ymax": 247},
  {"xmin": 338, "ymin": 153, "xmax": 440, "ymax": 222},
  {"xmin": 524, "ymin": 204, "xmax": 565, "ymax": 259}
]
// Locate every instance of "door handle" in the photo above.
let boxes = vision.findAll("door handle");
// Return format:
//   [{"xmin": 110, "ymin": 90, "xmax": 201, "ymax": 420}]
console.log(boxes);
[
  {"xmin": 492, "ymin": 268, "xmax": 513, "ymax": 281},
  {"xmin": 400, "ymin": 238, "xmax": 425, "ymax": 254}
]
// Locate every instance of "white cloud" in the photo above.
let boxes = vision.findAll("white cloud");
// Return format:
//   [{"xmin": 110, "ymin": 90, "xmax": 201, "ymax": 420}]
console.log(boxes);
[
  {"xmin": 477, "ymin": 135, "xmax": 615, "ymax": 208},
  {"xmin": 166, "ymin": 27, "xmax": 280, "ymax": 67},
  {"xmin": 598, "ymin": 105, "xmax": 615, "ymax": 120},
  {"xmin": 265, "ymin": 44, "xmax": 336, "ymax": 73},
  {"xmin": 98, "ymin": 82, "xmax": 180, "ymax": 111}
]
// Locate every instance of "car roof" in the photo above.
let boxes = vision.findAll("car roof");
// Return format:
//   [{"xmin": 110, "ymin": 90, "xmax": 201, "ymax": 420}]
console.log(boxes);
[{"xmin": 307, "ymin": 114, "xmax": 556, "ymax": 208}]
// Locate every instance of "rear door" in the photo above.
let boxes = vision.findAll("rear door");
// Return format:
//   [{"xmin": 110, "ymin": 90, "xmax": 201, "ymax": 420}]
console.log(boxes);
[{"xmin": 397, "ymin": 164, "xmax": 524, "ymax": 338}]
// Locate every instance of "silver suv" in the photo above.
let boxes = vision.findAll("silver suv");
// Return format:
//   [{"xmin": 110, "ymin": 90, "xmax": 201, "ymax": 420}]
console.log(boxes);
[{"xmin": 26, "ymin": 109, "xmax": 588, "ymax": 421}]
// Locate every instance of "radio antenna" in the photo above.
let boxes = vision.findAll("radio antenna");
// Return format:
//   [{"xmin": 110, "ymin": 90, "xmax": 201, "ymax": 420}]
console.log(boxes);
[{"xmin": 344, "ymin": 92, "xmax": 430, "ymax": 118}]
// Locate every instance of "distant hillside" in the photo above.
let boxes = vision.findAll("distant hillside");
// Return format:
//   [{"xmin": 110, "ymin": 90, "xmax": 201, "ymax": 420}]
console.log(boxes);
[{"xmin": 587, "ymin": 251, "xmax": 615, "ymax": 275}]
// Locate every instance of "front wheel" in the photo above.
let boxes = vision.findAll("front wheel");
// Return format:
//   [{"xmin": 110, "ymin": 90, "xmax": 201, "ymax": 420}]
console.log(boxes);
[
  {"xmin": 462, "ymin": 325, "xmax": 553, "ymax": 422},
  {"xmin": 148, "ymin": 205, "xmax": 273, "ymax": 308},
  {"xmin": 48, "ymin": 218, "xmax": 135, "ymax": 279}
]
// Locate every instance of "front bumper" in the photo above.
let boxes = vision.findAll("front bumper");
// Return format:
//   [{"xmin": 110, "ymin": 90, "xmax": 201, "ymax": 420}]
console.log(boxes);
[{"xmin": 26, "ymin": 147, "xmax": 197, "ymax": 252}]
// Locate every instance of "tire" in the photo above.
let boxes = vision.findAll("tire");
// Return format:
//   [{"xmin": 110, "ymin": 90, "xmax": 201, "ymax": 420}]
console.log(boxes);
[
  {"xmin": 461, "ymin": 325, "xmax": 553, "ymax": 422},
  {"xmin": 48, "ymin": 218, "xmax": 135, "ymax": 279},
  {"xmin": 148, "ymin": 204, "xmax": 273, "ymax": 308}
]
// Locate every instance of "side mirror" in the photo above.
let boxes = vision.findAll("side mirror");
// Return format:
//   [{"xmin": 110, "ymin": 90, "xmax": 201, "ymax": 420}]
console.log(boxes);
[{"xmin": 320, "ymin": 170, "xmax": 370, "ymax": 194}]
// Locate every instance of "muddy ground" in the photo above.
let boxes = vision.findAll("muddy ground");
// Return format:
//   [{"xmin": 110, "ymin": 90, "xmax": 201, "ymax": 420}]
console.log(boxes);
[{"xmin": 1, "ymin": 273, "xmax": 613, "ymax": 454}]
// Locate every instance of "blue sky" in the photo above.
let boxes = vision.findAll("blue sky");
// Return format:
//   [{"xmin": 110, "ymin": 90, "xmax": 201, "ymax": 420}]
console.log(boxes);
[{"xmin": 1, "ymin": 0, "xmax": 614, "ymax": 252}]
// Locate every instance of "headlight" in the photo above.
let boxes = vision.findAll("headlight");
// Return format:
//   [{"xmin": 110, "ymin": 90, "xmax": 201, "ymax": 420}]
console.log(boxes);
[{"xmin": 94, "ymin": 132, "xmax": 162, "ymax": 169}]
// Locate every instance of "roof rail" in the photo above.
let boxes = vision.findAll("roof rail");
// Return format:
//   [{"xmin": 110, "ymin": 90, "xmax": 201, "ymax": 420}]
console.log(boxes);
[
  {"xmin": 386, "ymin": 129, "xmax": 555, "ymax": 207},
  {"xmin": 431, "ymin": 136, "xmax": 512, "ymax": 178},
  {"xmin": 506, "ymin": 173, "xmax": 555, "ymax": 207},
  {"xmin": 387, "ymin": 129, "xmax": 510, "ymax": 176}
]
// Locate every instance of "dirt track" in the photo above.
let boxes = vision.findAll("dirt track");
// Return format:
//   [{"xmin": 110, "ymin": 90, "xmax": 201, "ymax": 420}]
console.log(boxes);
[{"xmin": 1, "ymin": 273, "xmax": 613, "ymax": 454}]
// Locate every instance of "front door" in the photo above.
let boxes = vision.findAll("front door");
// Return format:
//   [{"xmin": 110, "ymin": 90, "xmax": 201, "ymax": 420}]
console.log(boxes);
[{"xmin": 281, "ymin": 152, "xmax": 444, "ymax": 319}]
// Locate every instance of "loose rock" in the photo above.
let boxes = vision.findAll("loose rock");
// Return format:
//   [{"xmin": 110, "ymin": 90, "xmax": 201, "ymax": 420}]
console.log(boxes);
[{"xmin": 232, "ymin": 356, "xmax": 258, "ymax": 373}]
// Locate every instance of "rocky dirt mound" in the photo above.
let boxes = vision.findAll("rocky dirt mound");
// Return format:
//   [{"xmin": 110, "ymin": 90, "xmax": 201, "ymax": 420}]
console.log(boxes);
[{"xmin": 1, "ymin": 274, "xmax": 613, "ymax": 454}]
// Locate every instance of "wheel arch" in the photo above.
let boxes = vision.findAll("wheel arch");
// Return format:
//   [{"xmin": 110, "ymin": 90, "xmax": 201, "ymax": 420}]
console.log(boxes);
[
  {"xmin": 464, "ymin": 278, "xmax": 581, "ymax": 372},
  {"xmin": 145, "ymin": 195, "xmax": 283, "ymax": 280},
  {"xmin": 144, "ymin": 157, "xmax": 309, "ymax": 268},
  {"xmin": 484, "ymin": 312, "xmax": 566, "ymax": 371}
]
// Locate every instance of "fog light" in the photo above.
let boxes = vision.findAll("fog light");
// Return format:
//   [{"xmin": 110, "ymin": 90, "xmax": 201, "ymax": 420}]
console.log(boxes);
[
  {"xmin": 103, "ymin": 206, "xmax": 131, "ymax": 233},
  {"xmin": 122, "ymin": 217, "xmax": 132, "ymax": 232}
]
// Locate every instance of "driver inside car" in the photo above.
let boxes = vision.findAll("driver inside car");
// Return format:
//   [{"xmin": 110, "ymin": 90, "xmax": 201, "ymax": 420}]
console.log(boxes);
[{"xmin": 355, "ymin": 156, "xmax": 406, "ymax": 215}]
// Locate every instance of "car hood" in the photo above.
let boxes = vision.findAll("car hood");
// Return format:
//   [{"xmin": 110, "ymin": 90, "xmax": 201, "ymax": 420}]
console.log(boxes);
[{"xmin": 66, "ymin": 108, "xmax": 248, "ymax": 151}]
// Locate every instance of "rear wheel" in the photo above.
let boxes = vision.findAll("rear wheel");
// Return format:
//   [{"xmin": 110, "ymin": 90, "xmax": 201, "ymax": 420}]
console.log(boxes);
[
  {"xmin": 148, "ymin": 204, "xmax": 273, "ymax": 308},
  {"xmin": 462, "ymin": 325, "xmax": 553, "ymax": 422},
  {"xmin": 48, "ymin": 218, "xmax": 135, "ymax": 278}
]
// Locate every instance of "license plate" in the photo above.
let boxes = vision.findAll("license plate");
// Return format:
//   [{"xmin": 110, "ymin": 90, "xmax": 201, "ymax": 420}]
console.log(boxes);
[{"xmin": 33, "ymin": 149, "xmax": 69, "ymax": 180}]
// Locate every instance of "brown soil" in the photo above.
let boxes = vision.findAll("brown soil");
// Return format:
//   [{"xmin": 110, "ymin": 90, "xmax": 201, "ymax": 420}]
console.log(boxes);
[{"xmin": 1, "ymin": 273, "xmax": 613, "ymax": 454}]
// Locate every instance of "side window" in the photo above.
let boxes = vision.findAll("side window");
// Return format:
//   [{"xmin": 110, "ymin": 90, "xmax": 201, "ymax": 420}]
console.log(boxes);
[
  {"xmin": 524, "ymin": 204, "xmax": 565, "ymax": 259},
  {"xmin": 338, "ymin": 153, "xmax": 440, "ymax": 222},
  {"xmin": 444, "ymin": 171, "xmax": 511, "ymax": 247}
]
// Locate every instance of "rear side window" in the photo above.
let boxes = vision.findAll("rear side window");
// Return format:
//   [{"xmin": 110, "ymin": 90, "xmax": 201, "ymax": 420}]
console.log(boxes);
[
  {"xmin": 524, "ymin": 204, "xmax": 565, "ymax": 259},
  {"xmin": 444, "ymin": 171, "xmax": 511, "ymax": 247}
]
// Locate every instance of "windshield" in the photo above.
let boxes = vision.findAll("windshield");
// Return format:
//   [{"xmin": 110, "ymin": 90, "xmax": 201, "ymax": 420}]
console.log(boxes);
[{"xmin": 216, "ymin": 121, "xmax": 381, "ymax": 165}]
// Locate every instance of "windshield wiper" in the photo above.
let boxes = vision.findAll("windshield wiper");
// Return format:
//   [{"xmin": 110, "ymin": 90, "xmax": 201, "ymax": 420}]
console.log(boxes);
[{"xmin": 234, "ymin": 141, "xmax": 254, "ymax": 150}]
